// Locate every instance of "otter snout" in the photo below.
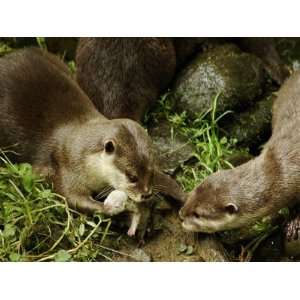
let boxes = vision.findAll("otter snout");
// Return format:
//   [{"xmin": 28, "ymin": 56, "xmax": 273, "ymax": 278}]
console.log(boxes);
[
  {"xmin": 179, "ymin": 197, "xmax": 195, "ymax": 220},
  {"xmin": 141, "ymin": 188, "xmax": 153, "ymax": 201}
]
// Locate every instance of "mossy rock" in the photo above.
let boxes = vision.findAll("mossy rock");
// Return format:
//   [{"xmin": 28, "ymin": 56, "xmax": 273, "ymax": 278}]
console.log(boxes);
[
  {"xmin": 45, "ymin": 38, "xmax": 78, "ymax": 60},
  {"xmin": 221, "ymin": 94, "xmax": 275, "ymax": 149},
  {"xmin": 0, "ymin": 38, "xmax": 37, "ymax": 48},
  {"xmin": 276, "ymin": 38, "xmax": 300, "ymax": 71},
  {"xmin": 174, "ymin": 44, "xmax": 265, "ymax": 116},
  {"xmin": 148, "ymin": 119, "xmax": 195, "ymax": 174}
]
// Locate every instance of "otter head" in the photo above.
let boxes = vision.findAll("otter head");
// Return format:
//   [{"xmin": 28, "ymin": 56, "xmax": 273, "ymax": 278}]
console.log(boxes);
[
  {"xmin": 84, "ymin": 119, "xmax": 154, "ymax": 203},
  {"xmin": 179, "ymin": 170, "xmax": 243, "ymax": 233}
]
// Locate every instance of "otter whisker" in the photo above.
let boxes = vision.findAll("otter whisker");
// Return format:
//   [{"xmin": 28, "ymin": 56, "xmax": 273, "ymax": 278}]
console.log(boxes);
[
  {"xmin": 152, "ymin": 190, "xmax": 164, "ymax": 201},
  {"xmin": 95, "ymin": 186, "xmax": 114, "ymax": 200},
  {"xmin": 152, "ymin": 188, "xmax": 162, "ymax": 195},
  {"xmin": 153, "ymin": 184, "xmax": 168, "ymax": 189}
]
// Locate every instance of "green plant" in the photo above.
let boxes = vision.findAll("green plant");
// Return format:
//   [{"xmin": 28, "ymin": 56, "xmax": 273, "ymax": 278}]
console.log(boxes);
[
  {"xmin": 145, "ymin": 93, "xmax": 239, "ymax": 192},
  {"xmin": 0, "ymin": 152, "xmax": 124, "ymax": 262},
  {"xmin": 0, "ymin": 43, "xmax": 13, "ymax": 57},
  {"xmin": 36, "ymin": 37, "xmax": 47, "ymax": 50}
]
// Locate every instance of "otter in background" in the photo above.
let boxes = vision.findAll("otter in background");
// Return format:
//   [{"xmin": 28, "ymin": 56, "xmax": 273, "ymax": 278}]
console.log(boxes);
[{"xmin": 76, "ymin": 38, "xmax": 176, "ymax": 122}]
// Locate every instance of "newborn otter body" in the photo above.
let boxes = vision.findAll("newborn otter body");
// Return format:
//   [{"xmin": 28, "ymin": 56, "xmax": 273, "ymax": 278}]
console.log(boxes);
[
  {"xmin": 180, "ymin": 71, "xmax": 300, "ymax": 233},
  {"xmin": 0, "ymin": 48, "xmax": 157, "ymax": 217}
]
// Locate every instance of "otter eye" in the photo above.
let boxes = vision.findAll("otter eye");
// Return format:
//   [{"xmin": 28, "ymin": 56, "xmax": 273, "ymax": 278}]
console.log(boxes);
[
  {"xmin": 104, "ymin": 140, "xmax": 115, "ymax": 154},
  {"xmin": 225, "ymin": 203, "xmax": 239, "ymax": 215},
  {"xmin": 127, "ymin": 173, "xmax": 138, "ymax": 183}
]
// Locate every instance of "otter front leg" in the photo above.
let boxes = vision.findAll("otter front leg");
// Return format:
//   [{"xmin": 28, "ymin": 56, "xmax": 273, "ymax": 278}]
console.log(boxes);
[
  {"xmin": 127, "ymin": 212, "xmax": 141, "ymax": 237},
  {"xmin": 67, "ymin": 190, "xmax": 128, "ymax": 216},
  {"xmin": 66, "ymin": 193, "xmax": 111, "ymax": 215},
  {"xmin": 153, "ymin": 170, "xmax": 187, "ymax": 204},
  {"xmin": 54, "ymin": 169, "xmax": 125, "ymax": 216}
]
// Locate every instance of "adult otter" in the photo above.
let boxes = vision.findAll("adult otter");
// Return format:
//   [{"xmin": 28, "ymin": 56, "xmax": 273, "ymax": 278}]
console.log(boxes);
[
  {"xmin": 180, "ymin": 71, "xmax": 300, "ymax": 233},
  {"xmin": 76, "ymin": 38, "xmax": 176, "ymax": 122},
  {"xmin": 0, "ymin": 48, "xmax": 184, "ymax": 221}
]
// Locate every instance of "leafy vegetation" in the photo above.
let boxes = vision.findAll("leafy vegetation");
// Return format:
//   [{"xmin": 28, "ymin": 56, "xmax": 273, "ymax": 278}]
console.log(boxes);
[
  {"xmin": 0, "ymin": 42, "xmax": 13, "ymax": 57},
  {"xmin": 145, "ymin": 92, "xmax": 239, "ymax": 192},
  {"xmin": 0, "ymin": 153, "xmax": 123, "ymax": 262}
]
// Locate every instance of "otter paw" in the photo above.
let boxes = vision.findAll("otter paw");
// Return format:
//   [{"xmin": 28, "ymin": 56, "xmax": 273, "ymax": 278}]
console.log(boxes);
[
  {"xmin": 285, "ymin": 215, "xmax": 300, "ymax": 241},
  {"xmin": 127, "ymin": 226, "xmax": 137, "ymax": 237},
  {"xmin": 104, "ymin": 190, "xmax": 127, "ymax": 216},
  {"xmin": 127, "ymin": 212, "xmax": 141, "ymax": 237}
]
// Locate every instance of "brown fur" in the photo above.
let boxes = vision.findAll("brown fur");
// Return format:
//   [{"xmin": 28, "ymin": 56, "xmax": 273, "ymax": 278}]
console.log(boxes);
[
  {"xmin": 0, "ymin": 48, "xmax": 185, "ymax": 216},
  {"xmin": 76, "ymin": 38, "xmax": 176, "ymax": 122},
  {"xmin": 180, "ymin": 71, "xmax": 300, "ymax": 233}
]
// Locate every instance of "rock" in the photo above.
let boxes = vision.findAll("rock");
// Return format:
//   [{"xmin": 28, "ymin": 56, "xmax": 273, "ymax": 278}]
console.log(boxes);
[
  {"xmin": 174, "ymin": 44, "xmax": 265, "ymax": 116},
  {"xmin": 0, "ymin": 37, "xmax": 37, "ymax": 48},
  {"xmin": 221, "ymin": 94, "xmax": 275, "ymax": 149},
  {"xmin": 172, "ymin": 37, "xmax": 206, "ymax": 68},
  {"xmin": 148, "ymin": 119, "xmax": 195, "ymax": 175},
  {"xmin": 276, "ymin": 38, "xmax": 300, "ymax": 72},
  {"xmin": 219, "ymin": 226, "xmax": 260, "ymax": 245},
  {"xmin": 235, "ymin": 37, "xmax": 289, "ymax": 85},
  {"xmin": 253, "ymin": 233, "xmax": 282, "ymax": 261},
  {"xmin": 0, "ymin": 38, "xmax": 37, "ymax": 57},
  {"xmin": 225, "ymin": 151, "xmax": 254, "ymax": 167},
  {"xmin": 197, "ymin": 235, "xmax": 230, "ymax": 262},
  {"xmin": 173, "ymin": 38, "xmax": 289, "ymax": 85},
  {"xmin": 0, "ymin": 38, "xmax": 78, "ymax": 61},
  {"xmin": 45, "ymin": 38, "xmax": 78, "ymax": 60},
  {"xmin": 284, "ymin": 239, "xmax": 300, "ymax": 258},
  {"xmin": 130, "ymin": 248, "xmax": 152, "ymax": 262}
]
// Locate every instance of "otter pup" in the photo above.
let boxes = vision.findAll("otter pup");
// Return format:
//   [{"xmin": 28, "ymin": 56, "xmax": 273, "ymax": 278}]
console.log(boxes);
[
  {"xmin": 76, "ymin": 38, "xmax": 176, "ymax": 122},
  {"xmin": 180, "ymin": 71, "xmax": 300, "ymax": 233},
  {"xmin": 0, "ymin": 48, "xmax": 184, "ymax": 230}
]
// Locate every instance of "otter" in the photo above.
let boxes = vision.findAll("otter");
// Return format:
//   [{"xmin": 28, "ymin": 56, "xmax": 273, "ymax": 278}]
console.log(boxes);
[
  {"xmin": 0, "ymin": 48, "xmax": 185, "ymax": 235},
  {"xmin": 76, "ymin": 38, "xmax": 176, "ymax": 122},
  {"xmin": 180, "ymin": 71, "xmax": 300, "ymax": 233}
]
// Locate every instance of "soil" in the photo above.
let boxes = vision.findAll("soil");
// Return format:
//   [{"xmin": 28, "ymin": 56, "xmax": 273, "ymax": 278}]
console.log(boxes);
[{"xmin": 112, "ymin": 209, "xmax": 229, "ymax": 262}]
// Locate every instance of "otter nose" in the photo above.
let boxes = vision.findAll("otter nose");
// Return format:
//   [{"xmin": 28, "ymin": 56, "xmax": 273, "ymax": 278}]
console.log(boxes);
[{"xmin": 142, "ymin": 188, "xmax": 153, "ymax": 200}]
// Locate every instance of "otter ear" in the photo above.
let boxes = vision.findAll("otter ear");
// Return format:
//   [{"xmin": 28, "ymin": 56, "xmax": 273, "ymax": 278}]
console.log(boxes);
[
  {"xmin": 104, "ymin": 140, "xmax": 116, "ymax": 154},
  {"xmin": 225, "ymin": 203, "xmax": 239, "ymax": 214}
]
